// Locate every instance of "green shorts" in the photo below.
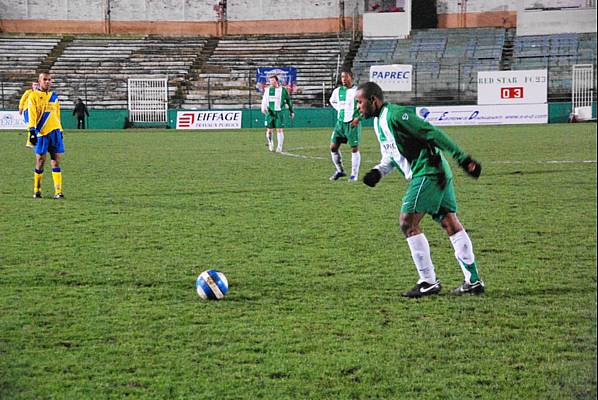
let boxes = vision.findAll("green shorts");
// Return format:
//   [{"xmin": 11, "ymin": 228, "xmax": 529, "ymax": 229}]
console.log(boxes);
[
  {"xmin": 330, "ymin": 120, "xmax": 361, "ymax": 148},
  {"xmin": 401, "ymin": 175, "xmax": 458, "ymax": 222},
  {"xmin": 265, "ymin": 110, "xmax": 285, "ymax": 129}
]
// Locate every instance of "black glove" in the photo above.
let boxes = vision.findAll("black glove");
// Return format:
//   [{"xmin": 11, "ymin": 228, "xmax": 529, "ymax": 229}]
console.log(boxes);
[
  {"xmin": 28, "ymin": 129, "xmax": 38, "ymax": 146},
  {"xmin": 363, "ymin": 168, "xmax": 382, "ymax": 187},
  {"xmin": 460, "ymin": 156, "xmax": 482, "ymax": 178}
]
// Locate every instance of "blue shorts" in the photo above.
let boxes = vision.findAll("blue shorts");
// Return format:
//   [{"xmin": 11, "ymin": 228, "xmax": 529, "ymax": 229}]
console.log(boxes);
[{"xmin": 35, "ymin": 129, "xmax": 64, "ymax": 155}]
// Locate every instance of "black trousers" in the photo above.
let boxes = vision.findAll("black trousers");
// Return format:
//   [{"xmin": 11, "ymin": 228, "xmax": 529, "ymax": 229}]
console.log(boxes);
[{"xmin": 77, "ymin": 117, "xmax": 85, "ymax": 129}]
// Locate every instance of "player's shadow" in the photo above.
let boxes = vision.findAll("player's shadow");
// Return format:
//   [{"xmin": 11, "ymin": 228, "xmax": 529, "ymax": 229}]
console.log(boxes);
[
  {"xmin": 80, "ymin": 187, "xmax": 284, "ymax": 210},
  {"xmin": 484, "ymin": 167, "xmax": 592, "ymax": 176},
  {"xmin": 485, "ymin": 286, "xmax": 579, "ymax": 297}
]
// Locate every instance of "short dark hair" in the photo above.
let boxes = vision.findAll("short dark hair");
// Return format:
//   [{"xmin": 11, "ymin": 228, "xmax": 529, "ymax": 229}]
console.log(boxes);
[
  {"xmin": 268, "ymin": 75, "xmax": 279, "ymax": 82},
  {"xmin": 341, "ymin": 69, "xmax": 353, "ymax": 77},
  {"xmin": 357, "ymin": 82, "xmax": 384, "ymax": 102}
]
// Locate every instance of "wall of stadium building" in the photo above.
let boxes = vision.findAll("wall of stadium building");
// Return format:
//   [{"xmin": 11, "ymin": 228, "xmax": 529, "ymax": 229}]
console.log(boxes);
[
  {"xmin": 436, "ymin": 0, "xmax": 518, "ymax": 28},
  {"xmin": 517, "ymin": 8, "xmax": 597, "ymax": 35},
  {"xmin": 0, "ymin": 0, "xmax": 362, "ymax": 35},
  {"xmin": 435, "ymin": 0, "xmax": 597, "ymax": 29},
  {"xmin": 2, "ymin": 0, "xmax": 594, "ymax": 34}
]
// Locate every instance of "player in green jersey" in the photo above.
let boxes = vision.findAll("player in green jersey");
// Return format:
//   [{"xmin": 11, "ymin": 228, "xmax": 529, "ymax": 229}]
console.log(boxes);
[
  {"xmin": 329, "ymin": 70, "xmax": 362, "ymax": 182},
  {"xmin": 261, "ymin": 75, "xmax": 295, "ymax": 153},
  {"xmin": 355, "ymin": 82, "xmax": 484, "ymax": 298}
]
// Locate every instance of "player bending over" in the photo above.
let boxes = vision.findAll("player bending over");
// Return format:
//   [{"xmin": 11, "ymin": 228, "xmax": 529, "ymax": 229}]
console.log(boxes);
[{"xmin": 356, "ymin": 82, "xmax": 484, "ymax": 298}]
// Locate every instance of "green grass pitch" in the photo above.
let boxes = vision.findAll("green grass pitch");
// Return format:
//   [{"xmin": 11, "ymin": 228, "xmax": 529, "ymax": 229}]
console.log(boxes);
[{"xmin": 1, "ymin": 123, "xmax": 596, "ymax": 399}]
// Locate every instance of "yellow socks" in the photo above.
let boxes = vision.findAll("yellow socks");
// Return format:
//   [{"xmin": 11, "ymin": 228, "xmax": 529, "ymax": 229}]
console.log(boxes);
[
  {"xmin": 52, "ymin": 168, "xmax": 62, "ymax": 195},
  {"xmin": 34, "ymin": 169, "xmax": 43, "ymax": 194}
]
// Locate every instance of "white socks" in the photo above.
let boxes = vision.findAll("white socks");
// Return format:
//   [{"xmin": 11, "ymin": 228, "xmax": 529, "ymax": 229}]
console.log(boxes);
[
  {"xmin": 276, "ymin": 131, "xmax": 284, "ymax": 152},
  {"xmin": 351, "ymin": 151, "xmax": 361, "ymax": 178},
  {"xmin": 331, "ymin": 151, "xmax": 343, "ymax": 172},
  {"xmin": 267, "ymin": 131, "xmax": 284, "ymax": 152},
  {"xmin": 406, "ymin": 230, "xmax": 480, "ymax": 285},
  {"xmin": 331, "ymin": 150, "xmax": 359, "ymax": 176},
  {"xmin": 406, "ymin": 233, "xmax": 437, "ymax": 284},
  {"xmin": 449, "ymin": 230, "xmax": 480, "ymax": 283}
]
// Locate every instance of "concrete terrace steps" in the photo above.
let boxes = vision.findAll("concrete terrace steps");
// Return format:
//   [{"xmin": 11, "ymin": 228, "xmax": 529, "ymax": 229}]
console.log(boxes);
[
  {"xmin": 180, "ymin": 33, "xmax": 352, "ymax": 109},
  {"xmin": 0, "ymin": 35, "xmax": 63, "ymax": 106},
  {"xmin": 43, "ymin": 36, "xmax": 210, "ymax": 108}
]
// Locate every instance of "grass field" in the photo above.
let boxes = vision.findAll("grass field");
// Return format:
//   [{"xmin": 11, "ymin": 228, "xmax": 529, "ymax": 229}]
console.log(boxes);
[{"xmin": 1, "ymin": 123, "xmax": 596, "ymax": 399}]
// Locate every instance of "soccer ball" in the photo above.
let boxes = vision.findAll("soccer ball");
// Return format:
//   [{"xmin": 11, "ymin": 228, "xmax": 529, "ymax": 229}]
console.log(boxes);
[{"xmin": 195, "ymin": 269, "xmax": 229, "ymax": 300}]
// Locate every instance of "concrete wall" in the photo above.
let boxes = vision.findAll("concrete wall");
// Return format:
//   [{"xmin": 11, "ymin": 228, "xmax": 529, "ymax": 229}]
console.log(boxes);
[
  {"xmin": 0, "ymin": 0, "xmax": 364, "ymax": 35},
  {"xmin": 435, "ymin": 0, "xmax": 597, "ymax": 30},
  {"xmin": 363, "ymin": 0, "xmax": 411, "ymax": 39},
  {"xmin": 437, "ymin": 0, "xmax": 518, "ymax": 14},
  {"xmin": 436, "ymin": 0, "xmax": 518, "ymax": 28},
  {"xmin": 228, "ymin": 0, "xmax": 339, "ymax": 20},
  {"xmin": 0, "ymin": 0, "xmax": 215, "ymax": 21},
  {"xmin": 109, "ymin": 0, "xmax": 216, "ymax": 21},
  {"xmin": 517, "ymin": 8, "xmax": 597, "ymax": 35},
  {"xmin": 3, "ymin": 0, "xmax": 596, "ymax": 35}
]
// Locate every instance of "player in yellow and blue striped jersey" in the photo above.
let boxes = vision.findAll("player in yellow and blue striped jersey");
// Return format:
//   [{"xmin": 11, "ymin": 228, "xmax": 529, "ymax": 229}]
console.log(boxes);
[{"xmin": 27, "ymin": 72, "xmax": 65, "ymax": 199}]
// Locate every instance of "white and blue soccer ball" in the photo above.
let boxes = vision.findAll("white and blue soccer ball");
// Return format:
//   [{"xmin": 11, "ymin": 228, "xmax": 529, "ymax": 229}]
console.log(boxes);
[{"xmin": 195, "ymin": 269, "xmax": 229, "ymax": 300}]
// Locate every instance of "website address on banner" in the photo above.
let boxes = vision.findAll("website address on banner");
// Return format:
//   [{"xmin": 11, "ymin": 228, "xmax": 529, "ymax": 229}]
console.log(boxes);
[
  {"xmin": 416, "ymin": 105, "xmax": 548, "ymax": 126},
  {"xmin": 505, "ymin": 114, "xmax": 548, "ymax": 119},
  {"xmin": 429, "ymin": 114, "xmax": 547, "ymax": 121}
]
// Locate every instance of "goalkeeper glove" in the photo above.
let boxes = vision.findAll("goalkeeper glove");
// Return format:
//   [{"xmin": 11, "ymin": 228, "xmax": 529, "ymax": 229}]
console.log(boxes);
[
  {"xmin": 460, "ymin": 156, "xmax": 482, "ymax": 178},
  {"xmin": 363, "ymin": 168, "xmax": 382, "ymax": 187},
  {"xmin": 28, "ymin": 129, "xmax": 38, "ymax": 146}
]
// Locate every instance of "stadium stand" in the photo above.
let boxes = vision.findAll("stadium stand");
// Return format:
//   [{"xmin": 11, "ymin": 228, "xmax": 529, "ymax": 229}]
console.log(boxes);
[
  {"xmin": 49, "ymin": 36, "xmax": 208, "ymax": 109},
  {"xmin": 353, "ymin": 27, "xmax": 506, "ymax": 104},
  {"xmin": 180, "ymin": 33, "xmax": 353, "ymax": 110},
  {"xmin": 512, "ymin": 32, "xmax": 597, "ymax": 101},
  {"xmin": 0, "ymin": 35, "xmax": 62, "ymax": 107},
  {"xmin": 353, "ymin": 28, "xmax": 596, "ymax": 104},
  {"xmin": 0, "ymin": 29, "xmax": 595, "ymax": 110}
]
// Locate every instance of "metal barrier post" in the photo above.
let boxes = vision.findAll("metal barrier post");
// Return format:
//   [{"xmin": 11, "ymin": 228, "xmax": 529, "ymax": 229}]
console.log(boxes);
[{"xmin": 207, "ymin": 77, "xmax": 211, "ymax": 110}]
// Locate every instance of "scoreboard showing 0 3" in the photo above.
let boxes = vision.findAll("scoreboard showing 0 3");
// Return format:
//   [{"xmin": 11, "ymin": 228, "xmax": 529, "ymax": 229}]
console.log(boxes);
[
  {"xmin": 478, "ymin": 70, "xmax": 547, "ymax": 105},
  {"xmin": 501, "ymin": 87, "xmax": 524, "ymax": 99}
]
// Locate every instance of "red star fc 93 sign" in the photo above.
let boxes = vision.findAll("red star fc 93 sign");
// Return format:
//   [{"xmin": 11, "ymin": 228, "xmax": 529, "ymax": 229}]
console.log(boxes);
[{"xmin": 477, "ymin": 70, "xmax": 547, "ymax": 105}]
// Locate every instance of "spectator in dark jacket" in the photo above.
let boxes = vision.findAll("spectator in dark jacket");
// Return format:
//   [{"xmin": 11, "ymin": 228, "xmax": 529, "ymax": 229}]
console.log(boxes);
[{"xmin": 73, "ymin": 98, "xmax": 90, "ymax": 129}]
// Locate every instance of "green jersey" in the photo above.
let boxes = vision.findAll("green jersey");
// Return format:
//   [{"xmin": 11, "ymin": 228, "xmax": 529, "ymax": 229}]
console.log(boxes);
[
  {"xmin": 330, "ymin": 85, "xmax": 359, "ymax": 122},
  {"xmin": 261, "ymin": 86, "xmax": 294, "ymax": 113},
  {"xmin": 373, "ymin": 103, "xmax": 468, "ymax": 180}
]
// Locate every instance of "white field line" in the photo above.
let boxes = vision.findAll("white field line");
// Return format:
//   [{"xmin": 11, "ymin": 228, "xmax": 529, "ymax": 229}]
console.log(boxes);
[{"xmin": 280, "ymin": 147, "xmax": 596, "ymax": 165}]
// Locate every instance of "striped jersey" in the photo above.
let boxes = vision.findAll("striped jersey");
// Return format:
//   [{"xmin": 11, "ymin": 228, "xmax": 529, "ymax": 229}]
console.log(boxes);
[
  {"xmin": 329, "ymin": 85, "xmax": 358, "ymax": 122},
  {"xmin": 372, "ymin": 103, "xmax": 468, "ymax": 180},
  {"xmin": 27, "ymin": 90, "xmax": 63, "ymax": 136},
  {"xmin": 261, "ymin": 86, "xmax": 294, "ymax": 113}
]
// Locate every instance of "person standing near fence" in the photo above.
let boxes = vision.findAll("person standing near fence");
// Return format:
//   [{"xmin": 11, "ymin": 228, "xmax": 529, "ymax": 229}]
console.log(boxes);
[
  {"xmin": 72, "ymin": 98, "xmax": 89, "ymax": 129},
  {"xmin": 261, "ymin": 75, "xmax": 294, "ymax": 153},
  {"xmin": 27, "ymin": 72, "xmax": 65, "ymax": 199},
  {"xmin": 19, "ymin": 82, "xmax": 40, "ymax": 148}
]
